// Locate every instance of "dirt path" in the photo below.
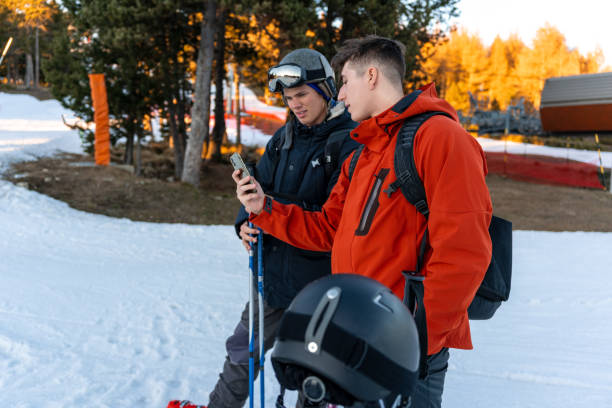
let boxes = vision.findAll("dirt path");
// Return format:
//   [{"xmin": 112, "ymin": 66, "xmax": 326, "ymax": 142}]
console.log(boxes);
[{"xmin": 487, "ymin": 174, "xmax": 612, "ymax": 231}]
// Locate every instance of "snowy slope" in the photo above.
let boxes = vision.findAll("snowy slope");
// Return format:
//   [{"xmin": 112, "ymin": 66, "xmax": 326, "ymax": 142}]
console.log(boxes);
[
  {"xmin": 1, "ymin": 92, "xmax": 612, "ymax": 407},
  {"xmin": 0, "ymin": 93, "xmax": 83, "ymax": 170}
]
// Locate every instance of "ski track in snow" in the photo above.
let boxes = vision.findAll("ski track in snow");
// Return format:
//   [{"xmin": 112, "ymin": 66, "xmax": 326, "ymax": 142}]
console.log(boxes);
[{"xmin": 2, "ymin": 92, "xmax": 612, "ymax": 407}]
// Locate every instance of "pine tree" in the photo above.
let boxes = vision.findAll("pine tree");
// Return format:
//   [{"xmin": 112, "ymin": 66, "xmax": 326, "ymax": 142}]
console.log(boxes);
[
  {"xmin": 45, "ymin": 0, "xmax": 200, "ymax": 174},
  {"xmin": 514, "ymin": 24, "xmax": 590, "ymax": 108},
  {"xmin": 313, "ymin": 0, "xmax": 459, "ymax": 87},
  {"xmin": 420, "ymin": 24, "xmax": 603, "ymax": 113},
  {"xmin": 210, "ymin": 7, "xmax": 228, "ymax": 162}
]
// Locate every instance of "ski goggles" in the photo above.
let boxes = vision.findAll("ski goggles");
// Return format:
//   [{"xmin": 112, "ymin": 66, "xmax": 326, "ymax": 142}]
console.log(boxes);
[{"xmin": 268, "ymin": 63, "xmax": 307, "ymax": 93}]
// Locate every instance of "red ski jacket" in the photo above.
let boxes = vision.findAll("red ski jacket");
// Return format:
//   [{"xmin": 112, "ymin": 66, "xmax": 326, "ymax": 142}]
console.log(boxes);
[{"xmin": 251, "ymin": 83, "xmax": 493, "ymax": 355}]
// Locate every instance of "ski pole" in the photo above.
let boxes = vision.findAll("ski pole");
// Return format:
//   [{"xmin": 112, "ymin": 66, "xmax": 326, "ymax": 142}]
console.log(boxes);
[
  {"xmin": 257, "ymin": 227, "xmax": 265, "ymax": 408},
  {"xmin": 248, "ymin": 221, "xmax": 255, "ymax": 408},
  {"xmin": 0, "ymin": 37, "xmax": 13, "ymax": 67},
  {"xmin": 594, "ymin": 133, "xmax": 607, "ymax": 191}
]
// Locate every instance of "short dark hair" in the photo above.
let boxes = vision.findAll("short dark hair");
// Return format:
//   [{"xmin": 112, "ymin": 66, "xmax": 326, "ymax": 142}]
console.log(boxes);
[{"xmin": 331, "ymin": 35, "xmax": 406, "ymax": 86}]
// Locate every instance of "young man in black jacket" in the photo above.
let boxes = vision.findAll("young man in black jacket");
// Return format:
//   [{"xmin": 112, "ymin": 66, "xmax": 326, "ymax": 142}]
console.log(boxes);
[{"xmin": 168, "ymin": 48, "xmax": 357, "ymax": 408}]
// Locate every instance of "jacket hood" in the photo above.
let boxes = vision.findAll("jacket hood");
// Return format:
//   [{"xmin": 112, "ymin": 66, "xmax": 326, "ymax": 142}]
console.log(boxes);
[
  {"xmin": 382, "ymin": 82, "xmax": 459, "ymax": 123},
  {"xmin": 351, "ymin": 83, "xmax": 459, "ymax": 150}
]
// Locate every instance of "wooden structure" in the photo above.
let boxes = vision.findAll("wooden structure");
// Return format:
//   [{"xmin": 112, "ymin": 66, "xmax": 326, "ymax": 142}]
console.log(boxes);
[{"xmin": 540, "ymin": 72, "xmax": 612, "ymax": 133}]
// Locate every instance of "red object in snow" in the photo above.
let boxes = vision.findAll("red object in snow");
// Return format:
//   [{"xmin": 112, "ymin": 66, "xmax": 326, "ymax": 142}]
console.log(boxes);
[
  {"xmin": 166, "ymin": 400, "xmax": 206, "ymax": 408},
  {"xmin": 485, "ymin": 152, "xmax": 605, "ymax": 189}
]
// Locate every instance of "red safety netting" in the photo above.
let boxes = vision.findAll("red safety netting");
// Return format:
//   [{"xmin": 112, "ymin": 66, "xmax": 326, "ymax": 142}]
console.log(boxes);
[
  {"xmin": 485, "ymin": 152, "xmax": 606, "ymax": 190},
  {"xmin": 210, "ymin": 113, "xmax": 283, "ymax": 137}
]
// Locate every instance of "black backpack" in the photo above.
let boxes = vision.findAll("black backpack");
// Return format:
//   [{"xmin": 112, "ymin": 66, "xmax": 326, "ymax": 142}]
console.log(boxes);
[{"xmin": 347, "ymin": 111, "xmax": 513, "ymax": 377}]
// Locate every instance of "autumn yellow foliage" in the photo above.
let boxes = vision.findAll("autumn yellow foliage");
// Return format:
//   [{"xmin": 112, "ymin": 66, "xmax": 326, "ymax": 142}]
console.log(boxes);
[{"xmin": 421, "ymin": 24, "xmax": 605, "ymax": 112}]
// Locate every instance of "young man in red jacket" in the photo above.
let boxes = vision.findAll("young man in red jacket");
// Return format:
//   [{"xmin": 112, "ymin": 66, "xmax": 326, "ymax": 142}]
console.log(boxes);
[{"xmin": 233, "ymin": 36, "xmax": 492, "ymax": 408}]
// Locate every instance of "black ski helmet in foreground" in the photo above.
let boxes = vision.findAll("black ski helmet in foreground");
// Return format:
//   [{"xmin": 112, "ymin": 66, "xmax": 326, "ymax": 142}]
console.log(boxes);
[{"xmin": 271, "ymin": 274, "xmax": 420, "ymax": 406}]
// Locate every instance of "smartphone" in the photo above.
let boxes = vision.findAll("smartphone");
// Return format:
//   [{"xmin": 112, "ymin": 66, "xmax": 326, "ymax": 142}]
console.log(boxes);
[
  {"xmin": 230, "ymin": 152, "xmax": 257, "ymax": 195},
  {"xmin": 230, "ymin": 152, "xmax": 251, "ymax": 179}
]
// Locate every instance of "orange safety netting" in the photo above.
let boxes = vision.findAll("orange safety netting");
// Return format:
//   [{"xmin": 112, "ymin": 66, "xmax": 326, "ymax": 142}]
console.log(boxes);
[
  {"xmin": 88, "ymin": 73, "xmax": 110, "ymax": 166},
  {"xmin": 485, "ymin": 152, "xmax": 605, "ymax": 190}
]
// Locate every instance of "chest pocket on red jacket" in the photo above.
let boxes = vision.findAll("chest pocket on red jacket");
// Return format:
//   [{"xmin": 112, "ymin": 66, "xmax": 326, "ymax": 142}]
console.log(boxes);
[{"xmin": 355, "ymin": 168, "xmax": 390, "ymax": 236}]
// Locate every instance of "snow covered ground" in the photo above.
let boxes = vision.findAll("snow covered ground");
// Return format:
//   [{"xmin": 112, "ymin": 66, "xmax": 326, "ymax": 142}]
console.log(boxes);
[
  {"xmin": 1, "ymin": 93, "xmax": 612, "ymax": 408},
  {"xmin": 0, "ymin": 93, "xmax": 83, "ymax": 171}
]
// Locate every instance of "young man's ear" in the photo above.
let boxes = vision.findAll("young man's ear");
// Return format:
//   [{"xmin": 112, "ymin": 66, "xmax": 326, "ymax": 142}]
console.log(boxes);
[{"xmin": 367, "ymin": 66, "xmax": 378, "ymax": 89}]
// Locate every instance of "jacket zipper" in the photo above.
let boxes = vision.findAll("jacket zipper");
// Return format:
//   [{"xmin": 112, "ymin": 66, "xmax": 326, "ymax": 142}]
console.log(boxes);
[{"xmin": 355, "ymin": 168, "xmax": 390, "ymax": 236}]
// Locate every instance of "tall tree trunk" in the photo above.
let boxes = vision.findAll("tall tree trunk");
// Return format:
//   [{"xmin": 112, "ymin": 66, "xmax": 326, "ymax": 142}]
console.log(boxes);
[
  {"xmin": 177, "ymin": 90, "xmax": 188, "ymax": 160},
  {"xmin": 135, "ymin": 123, "xmax": 142, "ymax": 176},
  {"xmin": 181, "ymin": 0, "xmax": 217, "ymax": 186},
  {"xmin": 124, "ymin": 136, "xmax": 134, "ymax": 165},
  {"xmin": 7, "ymin": 59, "xmax": 13, "ymax": 84},
  {"xmin": 35, "ymin": 27, "xmax": 40, "ymax": 88},
  {"xmin": 168, "ymin": 103, "xmax": 184, "ymax": 179},
  {"xmin": 211, "ymin": 8, "xmax": 227, "ymax": 162},
  {"xmin": 165, "ymin": 37, "xmax": 187, "ymax": 180},
  {"xmin": 25, "ymin": 54, "xmax": 34, "ymax": 89},
  {"xmin": 124, "ymin": 117, "xmax": 134, "ymax": 165}
]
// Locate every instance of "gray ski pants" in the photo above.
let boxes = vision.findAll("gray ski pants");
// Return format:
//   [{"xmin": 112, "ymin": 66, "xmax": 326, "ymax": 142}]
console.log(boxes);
[
  {"xmin": 208, "ymin": 292, "xmax": 286, "ymax": 408},
  {"xmin": 382, "ymin": 347, "xmax": 449, "ymax": 408},
  {"xmin": 408, "ymin": 348, "xmax": 450, "ymax": 408}
]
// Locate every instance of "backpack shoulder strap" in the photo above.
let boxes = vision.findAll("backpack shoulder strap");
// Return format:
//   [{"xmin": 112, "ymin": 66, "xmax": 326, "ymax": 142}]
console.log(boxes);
[
  {"xmin": 384, "ymin": 111, "xmax": 453, "ymax": 218},
  {"xmin": 347, "ymin": 143, "xmax": 364, "ymax": 181},
  {"xmin": 324, "ymin": 126, "xmax": 353, "ymax": 179}
]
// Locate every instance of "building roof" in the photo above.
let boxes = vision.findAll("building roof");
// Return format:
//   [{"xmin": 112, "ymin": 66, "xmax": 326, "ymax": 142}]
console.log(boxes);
[{"xmin": 540, "ymin": 72, "xmax": 612, "ymax": 108}]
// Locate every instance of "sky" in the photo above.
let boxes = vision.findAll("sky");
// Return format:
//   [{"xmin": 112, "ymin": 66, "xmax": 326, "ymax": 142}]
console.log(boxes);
[{"xmin": 452, "ymin": 0, "xmax": 612, "ymax": 69}]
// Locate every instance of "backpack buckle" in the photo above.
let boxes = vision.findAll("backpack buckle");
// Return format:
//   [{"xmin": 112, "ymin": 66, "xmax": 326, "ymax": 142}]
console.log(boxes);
[
  {"xmin": 414, "ymin": 199, "xmax": 429, "ymax": 216},
  {"xmin": 383, "ymin": 180, "xmax": 401, "ymax": 198},
  {"xmin": 402, "ymin": 270, "xmax": 424, "ymax": 281},
  {"xmin": 383, "ymin": 185, "xmax": 397, "ymax": 198}
]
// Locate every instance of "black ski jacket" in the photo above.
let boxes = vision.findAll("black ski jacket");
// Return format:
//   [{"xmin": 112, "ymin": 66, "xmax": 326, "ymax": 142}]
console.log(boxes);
[{"xmin": 235, "ymin": 108, "xmax": 358, "ymax": 308}]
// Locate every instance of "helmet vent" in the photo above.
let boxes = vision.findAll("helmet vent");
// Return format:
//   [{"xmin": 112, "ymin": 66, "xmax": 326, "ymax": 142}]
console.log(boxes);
[
  {"xmin": 373, "ymin": 293, "xmax": 393, "ymax": 313},
  {"xmin": 304, "ymin": 286, "xmax": 342, "ymax": 355},
  {"xmin": 312, "ymin": 303, "xmax": 329, "ymax": 336}
]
